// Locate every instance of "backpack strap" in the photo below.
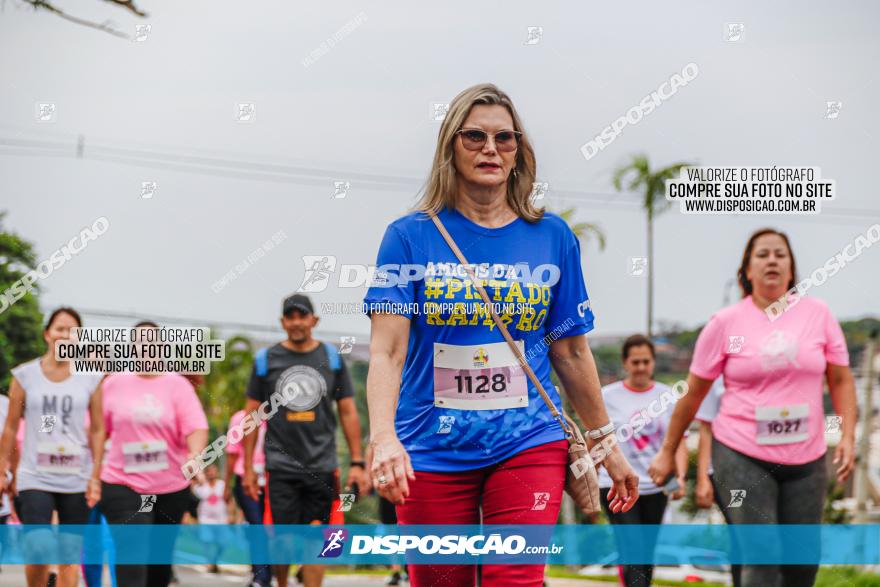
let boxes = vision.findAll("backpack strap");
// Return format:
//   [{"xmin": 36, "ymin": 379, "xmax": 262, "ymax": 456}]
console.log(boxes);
[
  {"xmin": 323, "ymin": 342, "xmax": 341, "ymax": 372},
  {"xmin": 254, "ymin": 347, "xmax": 269, "ymax": 377},
  {"xmin": 257, "ymin": 344, "xmax": 340, "ymax": 376}
]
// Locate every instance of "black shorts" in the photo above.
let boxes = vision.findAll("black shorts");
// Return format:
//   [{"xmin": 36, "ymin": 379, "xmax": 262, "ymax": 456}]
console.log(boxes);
[
  {"xmin": 15, "ymin": 489, "xmax": 90, "ymax": 525},
  {"xmin": 267, "ymin": 471, "xmax": 335, "ymax": 525},
  {"xmin": 378, "ymin": 496, "xmax": 397, "ymax": 525}
]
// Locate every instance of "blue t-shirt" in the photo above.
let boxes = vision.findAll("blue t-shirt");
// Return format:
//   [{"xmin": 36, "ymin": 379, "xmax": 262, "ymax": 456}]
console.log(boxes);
[{"xmin": 363, "ymin": 206, "xmax": 596, "ymax": 472}]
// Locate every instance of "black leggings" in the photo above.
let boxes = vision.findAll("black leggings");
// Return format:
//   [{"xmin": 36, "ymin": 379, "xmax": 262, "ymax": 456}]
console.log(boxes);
[
  {"xmin": 711, "ymin": 438, "xmax": 827, "ymax": 587},
  {"xmin": 99, "ymin": 482, "xmax": 191, "ymax": 587},
  {"xmin": 599, "ymin": 488, "xmax": 668, "ymax": 587},
  {"xmin": 710, "ymin": 473, "xmax": 742, "ymax": 587}
]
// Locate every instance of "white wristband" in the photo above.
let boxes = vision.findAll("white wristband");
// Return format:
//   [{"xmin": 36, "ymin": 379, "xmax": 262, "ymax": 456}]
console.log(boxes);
[{"xmin": 588, "ymin": 422, "xmax": 615, "ymax": 440}]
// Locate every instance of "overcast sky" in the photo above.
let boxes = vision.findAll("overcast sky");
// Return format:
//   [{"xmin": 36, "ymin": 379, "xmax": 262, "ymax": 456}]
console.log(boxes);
[{"xmin": 1, "ymin": 0, "xmax": 878, "ymax": 343}]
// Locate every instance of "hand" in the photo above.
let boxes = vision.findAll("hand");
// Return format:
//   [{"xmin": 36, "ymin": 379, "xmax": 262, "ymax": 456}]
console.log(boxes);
[
  {"xmin": 86, "ymin": 477, "xmax": 102, "ymax": 508},
  {"xmin": 671, "ymin": 475, "xmax": 686, "ymax": 501},
  {"xmin": 833, "ymin": 435, "xmax": 855, "ymax": 483},
  {"xmin": 243, "ymin": 468, "xmax": 259, "ymax": 502},
  {"xmin": 368, "ymin": 432, "xmax": 415, "ymax": 505},
  {"xmin": 601, "ymin": 443, "xmax": 640, "ymax": 513},
  {"xmin": 648, "ymin": 447, "xmax": 676, "ymax": 488},
  {"xmin": 345, "ymin": 466, "xmax": 369, "ymax": 499},
  {"xmin": 223, "ymin": 483, "xmax": 233, "ymax": 503},
  {"xmin": 0, "ymin": 471, "xmax": 9, "ymax": 496},
  {"xmin": 695, "ymin": 475, "xmax": 715, "ymax": 509}
]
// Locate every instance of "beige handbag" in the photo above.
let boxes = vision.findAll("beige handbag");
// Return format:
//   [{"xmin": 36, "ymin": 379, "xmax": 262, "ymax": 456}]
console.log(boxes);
[{"xmin": 428, "ymin": 210, "xmax": 602, "ymax": 514}]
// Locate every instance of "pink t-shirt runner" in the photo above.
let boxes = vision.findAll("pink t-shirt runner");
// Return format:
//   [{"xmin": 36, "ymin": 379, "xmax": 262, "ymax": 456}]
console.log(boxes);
[
  {"xmin": 225, "ymin": 409, "xmax": 266, "ymax": 477},
  {"xmin": 101, "ymin": 373, "xmax": 208, "ymax": 494},
  {"xmin": 690, "ymin": 295, "xmax": 849, "ymax": 465}
]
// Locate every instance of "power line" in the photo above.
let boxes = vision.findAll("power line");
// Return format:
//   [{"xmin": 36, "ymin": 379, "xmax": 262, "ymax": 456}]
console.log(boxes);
[
  {"xmin": 1, "ymin": 130, "xmax": 878, "ymax": 221},
  {"xmin": 74, "ymin": 307, "xmax": 366, "ymax": 340},
  {"xmin": 0, "ymin": 131, "xmax": 648, "ymax": 206}
]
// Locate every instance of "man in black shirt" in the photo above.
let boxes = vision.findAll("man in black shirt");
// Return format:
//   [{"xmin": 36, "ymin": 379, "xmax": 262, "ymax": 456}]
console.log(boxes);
[{"xmin": 243, "ymin": 294, "xmax": 366, "ymax": 587}]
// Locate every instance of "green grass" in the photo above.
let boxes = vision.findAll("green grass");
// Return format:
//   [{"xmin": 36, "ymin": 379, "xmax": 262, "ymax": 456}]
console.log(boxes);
[{"xmin": 816, "ymin": 566, "xmax": 880, "ymax": 587}]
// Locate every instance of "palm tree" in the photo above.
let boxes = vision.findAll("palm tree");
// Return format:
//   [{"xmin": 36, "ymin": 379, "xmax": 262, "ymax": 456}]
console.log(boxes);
[
  {"xmin": 554, "ymin": 206, "xmax": 606, "ymax": 251},
  {"xmin": 612, "ymin": 154, "xmax": 692, "ymax": 337}
]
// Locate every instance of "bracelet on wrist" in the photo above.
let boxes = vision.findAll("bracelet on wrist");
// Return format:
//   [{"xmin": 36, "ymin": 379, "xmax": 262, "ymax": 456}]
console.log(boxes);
[
  {"xmin": 350, "ymin": 461, "xmax": 365, "ymax": 468},
  {"xmin": 588, "ymin": 421, "xmax": 615, "ymax": 440}
]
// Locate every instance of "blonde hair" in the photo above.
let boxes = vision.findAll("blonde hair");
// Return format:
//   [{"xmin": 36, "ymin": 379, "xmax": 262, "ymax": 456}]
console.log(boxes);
[{"xmin": 413, "ymin": 83, "xmax": 543, "ymax": 223}]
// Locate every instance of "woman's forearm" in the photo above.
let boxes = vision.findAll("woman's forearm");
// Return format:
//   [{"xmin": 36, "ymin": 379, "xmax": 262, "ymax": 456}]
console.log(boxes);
[
  {"xmin": 829, "ymin": 366, "xmax": 857, "ymax": 440},
  {"xmin": 675, "ymin": 441, "xmax": 689, "ymax": 479},
  {"xmin": 696, "ymin": 422, "xmax": 713, "ymax": 480},
  {"xmin": 367, "ymin": 353, "xmax": 403, "ymax": 438},
  {"xmin": 186, "ymin": 429, "xmax": 209, "ymax": 457},
  {"xmin": 88, "ymin": 389, "xmax": 105, "ymax": 479},
  {"xmin": 1, "ymin": 382, "xmax": 24, "ymax": 473},
  {"xmin": 661, "ymin": 373, "xmax": 710, "ymax": 454},
  {"xmin": 550, "ymin": 339, "xmax": 612, "ymax": 430},
  {"xmin": 89, "ymin": 424, "xmax": 105, "ymax": 479},
  {"xmin": 0, "ymin": 427, "xmax": 15, "ymax": 473}
]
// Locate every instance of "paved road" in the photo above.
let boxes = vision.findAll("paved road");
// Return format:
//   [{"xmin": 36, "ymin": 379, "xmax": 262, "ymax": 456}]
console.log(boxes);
[{"xmin": 0, "ymin": 565, "xmax": 609, "ymax": 586}]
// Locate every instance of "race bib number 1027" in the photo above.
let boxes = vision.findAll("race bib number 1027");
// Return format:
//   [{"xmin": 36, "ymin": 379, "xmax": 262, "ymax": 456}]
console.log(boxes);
[{"xmin": 755, "ymin": 404, "xmax": 809, "ymax": 445}]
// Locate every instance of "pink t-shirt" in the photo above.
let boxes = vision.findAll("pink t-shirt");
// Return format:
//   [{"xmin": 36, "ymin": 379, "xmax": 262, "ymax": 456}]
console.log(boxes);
[
  {"xmin": 690, "ymin": 295, "xmax": 849, "ymax": 465},
  {"xmin": 225, "ymin": 409, "xmax": 266, "ymax": 477},
  {"xmin": 101, "ymin": 373, "xmax": 209, "ymax": 494}
]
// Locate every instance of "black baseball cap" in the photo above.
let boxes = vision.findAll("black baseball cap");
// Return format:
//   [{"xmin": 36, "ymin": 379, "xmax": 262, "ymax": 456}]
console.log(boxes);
[{"xmin": 282, "ymin": 293, "xmax": 314, "ymax": 316}]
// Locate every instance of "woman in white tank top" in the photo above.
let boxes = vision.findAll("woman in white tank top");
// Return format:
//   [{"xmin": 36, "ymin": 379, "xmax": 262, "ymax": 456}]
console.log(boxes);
[{"xmin": 0, "ymin": 307, "xmax": 105, "ymax": 587}]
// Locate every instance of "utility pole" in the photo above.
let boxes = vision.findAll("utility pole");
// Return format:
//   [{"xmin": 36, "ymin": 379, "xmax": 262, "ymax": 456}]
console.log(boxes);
[
  {"xmin": 854, "ymin": 330, "xmax": 878, "ymax": 523},
  {"xmin": 722, "ymin": 278, "xmax": 737, "ymax": 308}
]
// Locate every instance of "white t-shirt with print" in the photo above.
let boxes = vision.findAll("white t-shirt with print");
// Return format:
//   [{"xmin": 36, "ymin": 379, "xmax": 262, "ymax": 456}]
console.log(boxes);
[
  {"xmin": 597, "ymin": 380, "xmax": 682, "ymax": 495},
  {"xmin": 11, "ymin": 359, "xmax": 102, "ymax": 493},
  {"xmin": 194, "ymin": 480, "xmax": 228, "ymax": 524}
]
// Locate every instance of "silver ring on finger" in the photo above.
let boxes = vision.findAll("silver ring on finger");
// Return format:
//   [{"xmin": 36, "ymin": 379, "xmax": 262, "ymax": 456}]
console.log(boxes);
[{"xmin": 378, "ymin": 475, "xmax": 388, "ymax": 485}]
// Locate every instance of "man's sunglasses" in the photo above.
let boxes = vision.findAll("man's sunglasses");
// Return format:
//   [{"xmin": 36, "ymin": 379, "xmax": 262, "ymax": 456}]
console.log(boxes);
[{"xmin": 455, "ymin": 128, "xmax": 522, "ymax": 152}]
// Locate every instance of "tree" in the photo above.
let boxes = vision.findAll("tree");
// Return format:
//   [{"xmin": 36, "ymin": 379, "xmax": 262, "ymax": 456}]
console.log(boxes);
[
  {"xmin": 612, "ymin": 154, "xmax": 692, "ymax": 337},
  {"xmin": 201, "ymin": 334, "xmax": 255, "ymax": 433},
  {"xmin": 17, "ymin": 0, "xmax": 148, "ymax": 39},
  {"xmin": 0, "ymin": 212, "xmax": 46, "ymax": 393},
  {"xmin": 554, "ymin": 207, "xmax": 606, "ymax": 251}
]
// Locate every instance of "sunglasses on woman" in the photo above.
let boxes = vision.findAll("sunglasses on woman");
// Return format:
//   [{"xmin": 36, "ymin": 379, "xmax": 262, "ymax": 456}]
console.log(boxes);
[{"xmin": 455, "ymin": 128, "xmax": 522, "ymax": 152}]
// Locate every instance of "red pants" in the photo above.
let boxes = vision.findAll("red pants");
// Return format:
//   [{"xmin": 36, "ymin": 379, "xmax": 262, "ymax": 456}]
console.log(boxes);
[{"xmin": 396, "ymin": 439, "xmax": 568, "ymax": 587}]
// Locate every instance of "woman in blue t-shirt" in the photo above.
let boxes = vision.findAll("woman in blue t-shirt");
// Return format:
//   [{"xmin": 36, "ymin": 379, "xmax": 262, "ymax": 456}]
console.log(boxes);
[{"xmin": 363, "ymin": 83, "xmax": 639, "ymax": 587}]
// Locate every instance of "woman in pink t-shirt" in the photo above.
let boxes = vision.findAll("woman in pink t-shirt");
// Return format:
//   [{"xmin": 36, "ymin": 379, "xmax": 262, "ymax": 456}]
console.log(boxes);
[
  {"xmin": 98, "ymin": 322, "xmax": 209, "ymax": 587},
  {"xmin": 648, "ymin": 228, "xmax": 857, "ymax": 587}
]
